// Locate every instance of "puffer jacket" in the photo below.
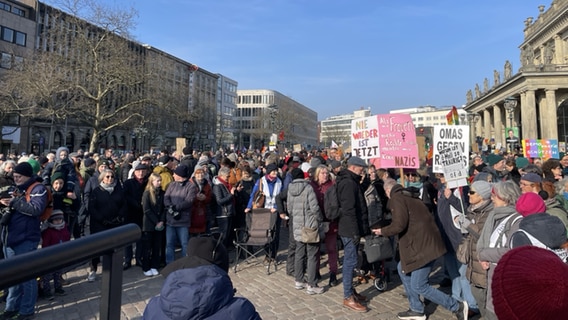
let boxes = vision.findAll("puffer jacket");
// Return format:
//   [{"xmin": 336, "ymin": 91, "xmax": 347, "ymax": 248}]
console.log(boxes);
[
  {"xmin": 464, "ymin": 199, "xmax": 493, "ymax": 287},
  {"xmin": 381, "ymin": 184, "xmax": 446, "ymax": 274},
  {"xmin": 212, "ymin": 176, "xmax": 235, "ymax": 218},
  {"xmin": 143, "ymin": 264, "xmax": 261, "ymax": 320},
  {"xmin": 287, "ymin": 179, "xmax": 321, "ymax": 243}
]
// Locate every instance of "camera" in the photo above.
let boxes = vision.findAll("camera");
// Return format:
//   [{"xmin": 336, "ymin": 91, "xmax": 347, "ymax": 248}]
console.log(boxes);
[{"xmin": 167, "ymin": 205, "xmax": 181, "ymax": 220}]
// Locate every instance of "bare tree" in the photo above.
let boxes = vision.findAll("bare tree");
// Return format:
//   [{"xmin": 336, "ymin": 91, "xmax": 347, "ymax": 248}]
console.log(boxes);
[{"xmin": 0, "ymin": 0, "xmax": 147, "ymax": 152}]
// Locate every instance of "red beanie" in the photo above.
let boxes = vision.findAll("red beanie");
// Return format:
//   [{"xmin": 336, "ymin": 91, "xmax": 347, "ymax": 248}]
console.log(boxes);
[
  {"xmin": 492, "ymin": 246, "xmax": 568, "ymax": 320},
  {"xmin": 515, "ymin": 192, "xmax": 546, "ymax": 217}
]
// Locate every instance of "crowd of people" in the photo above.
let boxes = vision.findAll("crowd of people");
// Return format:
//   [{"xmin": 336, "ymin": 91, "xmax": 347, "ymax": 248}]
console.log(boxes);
[{"xmin": 0, "ymin": 145, "xmax": 567, "ymax": 319}]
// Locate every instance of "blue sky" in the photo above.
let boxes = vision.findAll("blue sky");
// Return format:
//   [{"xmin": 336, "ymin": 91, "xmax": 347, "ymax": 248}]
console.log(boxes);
[{"xmin": 55, "ymin": 0, "xmax": 546, "ymax": 120}]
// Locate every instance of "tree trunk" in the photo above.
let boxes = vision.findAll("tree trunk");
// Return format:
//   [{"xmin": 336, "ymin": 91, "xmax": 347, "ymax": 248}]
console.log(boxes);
[{"xmin": 89, "ymin": 127, "xmax": 99, "ymax": 153}]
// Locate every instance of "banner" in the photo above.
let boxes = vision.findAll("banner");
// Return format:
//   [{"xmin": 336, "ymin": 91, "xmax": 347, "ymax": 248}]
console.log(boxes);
[
  {"xmin": 351, "ymin": 114, "xmax": 419, "ymax": 168},
  {"xmin": 439, "ymin": 144, "xmax": 469, "ymax": 188},
  {"xmin": 432, "ymin": 125, "xmax": 470, "ymax": 173},
  {"xmin": 522, "ymin": 139, "xmax": 559, "ymax": 160}
]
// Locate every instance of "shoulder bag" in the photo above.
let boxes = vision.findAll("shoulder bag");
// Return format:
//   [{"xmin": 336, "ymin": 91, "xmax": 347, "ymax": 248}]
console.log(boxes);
[{"xmin": 252, "ymin": 179, "xmax": 265, "ymax": 209}]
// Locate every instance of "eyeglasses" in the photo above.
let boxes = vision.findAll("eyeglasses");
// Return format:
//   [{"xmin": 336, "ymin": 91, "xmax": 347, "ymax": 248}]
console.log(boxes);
[
  {"xmin": 468, "ymin": 191, "xmax": 476, "ymax": 195},
  {"xmin": 519, "ymin": 182, "xmax": 533, "ymax": 187}
]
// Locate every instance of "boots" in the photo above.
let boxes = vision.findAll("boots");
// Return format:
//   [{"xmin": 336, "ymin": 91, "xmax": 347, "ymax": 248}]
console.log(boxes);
[{"xmin": 343, "ymin": 295, "xmax": 368, "ymax": 312}]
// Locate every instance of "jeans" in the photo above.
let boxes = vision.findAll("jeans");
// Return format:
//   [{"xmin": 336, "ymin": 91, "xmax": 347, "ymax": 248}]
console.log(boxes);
[
  {"xmin": 295, "ymin": 241, "xmax": 319, "ymax": 286},
  {"xmin": 444, "ymin": 252, "xmax": 479, "ymax": 311},
  {"xmin": 341, "ymin": 236, "xmax": 359, "ymax": 298},
  {"xmin": 398, "ymin": 260, "xmax": 459, "ymax": 314},
  {"xmin": 165, "ymin": 226, "xmax": 189, "ymax": 264},
  {"xmin": 4, "ymin": 240, "xmax": 40, "ymax": 315}
]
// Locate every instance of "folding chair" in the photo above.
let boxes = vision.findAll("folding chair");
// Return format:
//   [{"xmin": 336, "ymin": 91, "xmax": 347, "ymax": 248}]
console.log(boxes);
[{"xmin": 233, "ymin": 208, "xmax": 277, "ymax": 275}]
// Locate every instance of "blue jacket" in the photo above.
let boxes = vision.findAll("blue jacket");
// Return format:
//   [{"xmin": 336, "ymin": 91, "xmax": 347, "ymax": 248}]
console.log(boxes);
[
  {"xmin": 2, "ymin": 176, "xmax": 47, "ymax": 247},
  {"xmin": 143, "ymin": 264, "xmax": 261, "ymax": 320}
]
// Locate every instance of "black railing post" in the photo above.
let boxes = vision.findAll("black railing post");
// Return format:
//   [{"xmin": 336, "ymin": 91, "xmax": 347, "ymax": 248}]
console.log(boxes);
[{"xmin": 100, "ymin": 248, "xmax": 126, "ymax": 320}]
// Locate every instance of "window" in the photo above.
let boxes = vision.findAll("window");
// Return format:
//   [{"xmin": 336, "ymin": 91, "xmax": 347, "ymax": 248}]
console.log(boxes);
[
  {"xmin": 15, "ymin": 31, "xmax": 25, "ymax": 46},
  {"xmin": 0, "ymin": 52, "xmax": 11, "ymax": 69},
  {"xmin": 2, "ymin": 27, "xmax": 13, "ymax": 42},
  {"xmin": 11, "ymin": 6, "xmax": 24, "ymax": 17}
]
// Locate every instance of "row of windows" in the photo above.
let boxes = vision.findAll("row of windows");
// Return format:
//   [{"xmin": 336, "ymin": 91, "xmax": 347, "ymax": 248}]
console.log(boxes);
[
  {"xmin": 0, "ymin": 25, "xmax": 26, "ymax": 46},
  {"xmin": 236, "ymin": 107, "xmax": 263, "ymax": 117},
  {"xmin": 0, "ymin": 52, "xmax": 23, "ymax": 69},
  {"xmin": 238, "ymin": 94, "xmax": 274, "ymax": 105},
  {"xmin": 0, "ymin": 2, "xmax": 25, "ymax": 17}
]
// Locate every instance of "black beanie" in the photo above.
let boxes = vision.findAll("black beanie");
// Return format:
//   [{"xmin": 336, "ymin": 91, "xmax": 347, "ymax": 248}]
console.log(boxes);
[
  {"xmin": 14, "ymin": 162, "xmax": 33, "ymax": 177},
  {"xmin": 291, "ymin": 168, "xmax": 304, "ymax": 180}
]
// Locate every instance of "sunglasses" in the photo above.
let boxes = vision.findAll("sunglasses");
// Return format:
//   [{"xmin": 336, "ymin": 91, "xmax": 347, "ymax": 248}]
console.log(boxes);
[{"xmin": 105, "ymin": 175, "xmax": 115, "ymax": 178}]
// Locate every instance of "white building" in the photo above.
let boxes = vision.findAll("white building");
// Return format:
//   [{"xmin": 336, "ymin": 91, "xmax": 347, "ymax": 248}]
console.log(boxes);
[
  {"xmin": 390, "ymin": 106, "xmax": 468, "ymax": 127},
  {"xmin": 320, "ymin": 108, "xmax": 371, "ymax": 146}
]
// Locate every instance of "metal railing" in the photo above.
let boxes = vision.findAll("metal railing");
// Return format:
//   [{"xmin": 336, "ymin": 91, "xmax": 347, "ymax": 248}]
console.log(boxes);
[{"xmin": 0, "ymin": 223, "xmax": 141, "ymax": 320}]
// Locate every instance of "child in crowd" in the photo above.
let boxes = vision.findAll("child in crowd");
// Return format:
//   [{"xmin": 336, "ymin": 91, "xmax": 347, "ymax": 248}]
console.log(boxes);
[{"xmin": 40, "ymin": 210, "xmax": 71, "ymax": 299}]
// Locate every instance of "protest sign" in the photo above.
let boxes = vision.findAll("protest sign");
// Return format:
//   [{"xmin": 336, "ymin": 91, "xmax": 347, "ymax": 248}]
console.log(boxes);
[
  {"xmin": 439, "ymin": 145, "xmax": 469, "ymax": 188},
  {"xmin": 351, "ymin": 114, "xmax": 419, "ymax": 168},
  {"xmin": 432, "ymin": 125, "xmax": 469, "ymax": 173},
  {"xmin": 522, "ymin": 139, "xmax": 559, "ymax": 160}
]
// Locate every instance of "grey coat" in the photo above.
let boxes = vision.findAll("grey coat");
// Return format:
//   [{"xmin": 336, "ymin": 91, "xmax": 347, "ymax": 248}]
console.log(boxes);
[{"xmin": 287, "ymin": 179, "xmax": 322, "ymax": 243}]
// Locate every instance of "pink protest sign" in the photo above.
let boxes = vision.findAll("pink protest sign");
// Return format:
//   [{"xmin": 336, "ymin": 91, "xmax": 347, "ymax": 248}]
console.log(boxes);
[{"xmin": 371, "ymin": 114, "xmax": 419, "ymax": 168}]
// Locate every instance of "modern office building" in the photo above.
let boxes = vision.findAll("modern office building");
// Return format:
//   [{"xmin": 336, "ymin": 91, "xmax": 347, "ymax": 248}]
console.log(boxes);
[
  {"xmin": 390, "ymin": 106, "xmax": 468, "ymax": 127},
  {"xmin": 216, "ymin": 74, "xmax": 238, "ymax": 148},
  {"xmin": 465, "ymin": 1, "xmax": 568, "ymax": 150},
  {"xmin": 319, "ymin": 108, "xmax": 371, "ymax": 147},
  {"xmin": 236, "ymin": 89, "xmax": 318, "ymax": 150}
]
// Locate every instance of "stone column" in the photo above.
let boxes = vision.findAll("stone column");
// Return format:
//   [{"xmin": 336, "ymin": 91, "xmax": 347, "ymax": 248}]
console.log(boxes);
[
  {"xmin": 521, "ymin": 90, "xmax": 538, "ymax": 139},
  {"xmin": 554, "ymin": 35, "xmax": 563, "ymax": 65},
  {"xmin": 543, "ymin": 89, "xmax": 559, "ymax": 139},
  {"xmin": 483, "ymin": 109, "xmax": 491, "ymax": 141},
  {"xmin": 493, "ymin": 104, "xmax": 503, "ymax": 147}
]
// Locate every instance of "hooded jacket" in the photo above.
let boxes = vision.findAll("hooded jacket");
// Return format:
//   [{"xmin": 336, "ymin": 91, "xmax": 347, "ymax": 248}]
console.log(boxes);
[
  {"xmin": 164, "ymin": 179, "xmax": 196, "ymax": 227},
  {"xmin": 287, "ymin": 179, "xmax": 321, "ymax": 243}
]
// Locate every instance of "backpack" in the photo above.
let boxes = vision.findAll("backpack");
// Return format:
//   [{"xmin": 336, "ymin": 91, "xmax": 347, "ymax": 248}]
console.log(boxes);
[
  {"xmin": 324, "ymin": 183, "xmax": 341, "ymax": 220},
  {"xmin": 26, "ymin": 182, "xmax": 53, "ymax": 222}
]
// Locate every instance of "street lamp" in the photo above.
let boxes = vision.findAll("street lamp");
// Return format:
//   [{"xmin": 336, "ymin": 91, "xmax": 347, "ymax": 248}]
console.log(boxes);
[{"xmin": 504, "ymin": 96, "xmax": 518, "ymax": 152}]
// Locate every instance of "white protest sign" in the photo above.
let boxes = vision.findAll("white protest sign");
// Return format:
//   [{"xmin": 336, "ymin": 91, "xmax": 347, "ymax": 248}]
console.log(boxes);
[
  {"xmin": 439, "ymin": 145, "xmax": 469, "ymax": 188},
  {"xmin": 351, "ymin": 115, "xmax": 380, "ymax": 159},
  {"xmin": 433, "ymin": 125, "xmax": 469, "ymax": 174}
]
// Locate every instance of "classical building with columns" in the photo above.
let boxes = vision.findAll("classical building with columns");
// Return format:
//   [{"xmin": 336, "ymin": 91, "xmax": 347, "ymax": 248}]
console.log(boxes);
[{"xmin": 465, "ymin": 0, "xmax": 568, "ymax": 150}]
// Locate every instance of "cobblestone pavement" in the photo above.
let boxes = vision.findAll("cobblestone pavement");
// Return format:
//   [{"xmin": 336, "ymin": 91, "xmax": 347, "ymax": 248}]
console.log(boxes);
[{"xmin": 1, "ymin": 225, "xmax": 467, "ymax": 320}]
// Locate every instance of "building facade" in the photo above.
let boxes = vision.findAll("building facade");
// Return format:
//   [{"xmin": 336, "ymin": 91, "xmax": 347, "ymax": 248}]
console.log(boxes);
[
  {"xmin": 465, "ymin": 1, "xmax": 568, "ymax": 151},
  {"xmin": 390, "ymin": 106, "xmax": 468, "ymax": 127},
  {"xmin": 236, "ymin": 89, "xmax": 318, "ymax": 150},
  {"xmin": 320, "ymin": 108, "xmax": 371, "ymax": 147},
  {"xmin": 216, "ymin": 74, "xmax": 238, "ymax": 148}
]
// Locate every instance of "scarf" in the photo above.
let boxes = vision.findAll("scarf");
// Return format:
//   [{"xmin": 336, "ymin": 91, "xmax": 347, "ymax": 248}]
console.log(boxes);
[
  {"xmin": 100, "ymin": 181, "xmax": 116, "ymax": 194},
  {"xmin": 477, "ymin": 205, "xmax": 518, "ymax": 253},
  {"xmin": 265, "ymin": 174, "xmax": 277, "ymax": 182},
  {"xmin": 48, "ymin": 220, "xmax": 66, "ymax": 230}
]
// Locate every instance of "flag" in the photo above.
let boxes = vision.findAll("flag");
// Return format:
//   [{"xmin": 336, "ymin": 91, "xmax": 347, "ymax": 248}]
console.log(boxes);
[
  {"xmin": 330, "ymin": 140, "xmax": 338, "ymax": 148},
  {"xmin": 446, "ymin": 110, "xmax": 454, "ymax": 125},
  {"xmin": 278, "ymin": 131, "xmax": 285, "ymax": 141},
  {"xmin": 452, "ymin": 106, "xmax": 460, "ymax": 125}
]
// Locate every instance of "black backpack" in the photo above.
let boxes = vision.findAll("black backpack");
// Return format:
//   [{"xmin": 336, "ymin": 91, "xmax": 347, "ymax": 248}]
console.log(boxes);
[{"xmin": 324, "ymin": 183, "xmax": 341, "ymax": 220}]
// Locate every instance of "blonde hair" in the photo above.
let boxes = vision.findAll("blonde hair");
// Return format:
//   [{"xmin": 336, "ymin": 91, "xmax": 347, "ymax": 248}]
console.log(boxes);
[
  {"xmin": 313, "ymin": 165, "xmax": 330, "ymax": 184},
  {"xmin": 145, "ymin": 173, "xmax": 162, "ymax": 205}
]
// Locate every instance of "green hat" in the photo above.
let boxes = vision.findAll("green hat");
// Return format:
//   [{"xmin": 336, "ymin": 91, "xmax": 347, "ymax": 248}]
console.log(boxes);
[
  {"xmin": 27, "ymin": 158, "xmax": 40, "ymax": 175},
  {"xmin": 515, "ymin": 157, "xmax": 529, "ymax": 169},
  {"xmin": 487, "ymin": 154, "xmax": 504, "ymax": 166}
]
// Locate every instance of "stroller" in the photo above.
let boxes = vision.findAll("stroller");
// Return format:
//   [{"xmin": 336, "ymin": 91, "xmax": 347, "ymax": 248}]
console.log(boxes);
[{"xmin": 364, "ymin": 219, "xmax": 393, "ymax": 291}]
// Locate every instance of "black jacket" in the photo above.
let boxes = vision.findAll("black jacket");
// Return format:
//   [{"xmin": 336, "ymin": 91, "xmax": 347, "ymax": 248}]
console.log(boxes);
[{"xmin": 336, "ymin": 169, "xmax": 369, "ymax": 238}]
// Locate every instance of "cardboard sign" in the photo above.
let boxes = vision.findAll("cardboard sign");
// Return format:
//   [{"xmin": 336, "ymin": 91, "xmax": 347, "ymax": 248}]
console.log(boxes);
[
  {"xmin": 352, "ymin": 114, "xmax": 419, "ymax": 168},
  {"xmin": 432, "ymin": 125, "xmax": 470, "ymax": 173},
  {"xmin": 439, "ymin": 145, "xmax": 469, "ymax": 187}
]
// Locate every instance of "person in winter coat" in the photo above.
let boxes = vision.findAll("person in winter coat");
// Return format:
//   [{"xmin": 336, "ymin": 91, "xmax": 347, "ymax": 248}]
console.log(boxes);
[
  {"xmin": 310, "ymin": 164, "xmax": 338, "ymax": 287},
  {"xmin": 86, "ymin": 169, "xmax": 127, "ymax": 282},
  {"xmin": 244, "ymin": 163, "xmax": 283, "ymax": 263},
  {"xmin": 336, "ymin": 156, "xmax": 369, "ymax": 313},
  {"xmin": 463, "ymin": 181, "xmax": 494, "ymax": 318},
  {"xmin": 163, "ymin": 164, "xmax": 196, "ymax": 265},
  {"xmin": 374, "ymin": 178, "xmax": 468, "ymax": 320},
  {"xmin": 477, "ymin": 180, "xmax": 522, "ymax": 319},
  {"xmin": 189, "ymin": 168, "xmax": 213, "ymax": 236},
  {"xmin": 142, "ymin": 236, "xmax": 261, "ymax": 320},
  {"xmin": 287, "ymin": 168, "xmax": 324, "ymax": 295},
  {"xmin": 212, "ymin": 167, "xmax": 239, "ymax": 247},
  {"xmin": 40, "ymin": 210, "xmax": 71, "ymax": 298},
  {"xmin": 122, "ymin": 163, "xmax": 149, "ymax": 270},
  {"xmin": 141, "ymin": 173, "xmax": 166, "ymax": 277}
]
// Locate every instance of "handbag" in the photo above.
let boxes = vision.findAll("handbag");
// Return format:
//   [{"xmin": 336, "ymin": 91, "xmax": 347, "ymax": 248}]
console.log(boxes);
[
  {"xmin": 301, "ymin": 226, "xmax": 320, "ymax": 243},
  {"xmin": 364, "ymin": 235, "xmax": 393, "ymax": 263},
  {"xmin": 456, "ymin": 236, "xmax": 471, "ymax": 264},
  {"xmin": 252, "ymin": 179, "xmax": 265, "ymax": 209}
]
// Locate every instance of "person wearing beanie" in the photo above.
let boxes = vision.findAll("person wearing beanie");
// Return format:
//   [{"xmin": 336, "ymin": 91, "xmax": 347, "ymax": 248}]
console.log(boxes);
[
  {"xmin": 477, "ymin": 180, "xmax": 523, "ymax": 318},
  {"xmin": 39, "ymin": 209, "xmax": 71, "ymax": 299},
  {"xmin": 519, "ymin": 172, "xmax": 543, "ymax": 194},
  {"xmin": 484, "ymin": 153, "xmax": 506, "ymax": 182},
  {"xmin": 492, "ymin": 246, "xmax": 568, "ymax": 320},
  {"xmin": 510, "ymin": 213, "xmax": 568, "ymax": 253},
  {"xmin": 164, "ymin": 164, "xmax": 197, "ymax": 265},
  {"xmin": 50, "ymin": 170, "xmax": 81, "ymax": 240},
  {"xmin": 464, "ymin": 180, "xmax": 494, "ymax": 318},
  {"xmin": 143, "ymin": 236, "xmax": 261, "ymax": 319},
  {"xmin": 516, "ymin": 192, "xmax": 547, "ymax": 217},
  {"xmin": 153, "ymin": 155, "xmax": 176, "ymax": 191},
  {"xmin": 0, "ymin": 161, "xmax": 49, "ymax": 318}
]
